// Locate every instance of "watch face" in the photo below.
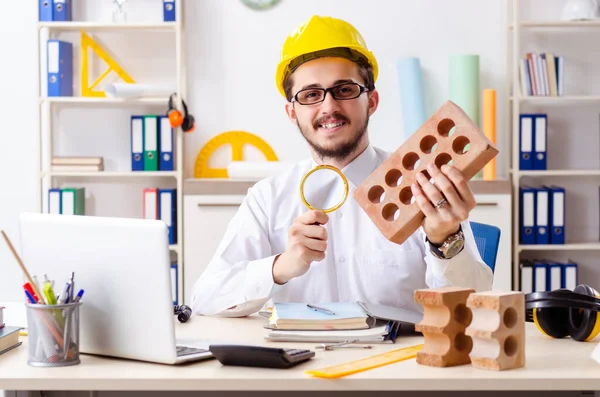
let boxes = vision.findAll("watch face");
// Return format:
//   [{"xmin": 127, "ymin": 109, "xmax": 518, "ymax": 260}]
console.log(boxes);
[
  {"xmin": 446, "ymin": 239, "xmax": 465, "ymax": 258},
  {"xmin": 240, "ymin": 0, "xmax": 281, "ymax": 10}
]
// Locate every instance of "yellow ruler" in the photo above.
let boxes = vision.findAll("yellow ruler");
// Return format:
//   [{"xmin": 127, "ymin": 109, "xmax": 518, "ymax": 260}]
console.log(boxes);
[{"xmin": 305, "ymin": 344, "xmax": 423, "ymax": 379}]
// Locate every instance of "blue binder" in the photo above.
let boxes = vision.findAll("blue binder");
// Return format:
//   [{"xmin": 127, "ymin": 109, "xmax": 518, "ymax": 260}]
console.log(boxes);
[
  {"xmin": 533, "ymin": 114, "xmax": 547, "ymax": 170},
  {"xmin": 47, "ymin": 40, "xmax": 73, "ymax": 97},
  {"xmin": 520, "ymin": 186, "xmax": 536, "ymax": 244},
  {"xmin": 158, "ymin": 189, "xmax": 177, "ymax": 244},
  {"xmin": 53, "ymin": 0, "xmax": 72, "ymax": 21},
  {"xmin": 519, "ymin": 115, "xmax": 534, "ymax": 170},
  {"xmin": 47, "ymin": 188, "xmax": 62, "ymax": 214},
  {"xmin": 39, "ymin": 0, "xmax": 53, "ymax": 21},
  {"xmin": 131, "ymin": 116, "xmax": 144, "ymax": 171},
  {"xmin": 548, "ymin": 185, "xmax": 565, "ymax": 244},
  {"xmin": 532, "ymin": 261, "xmax": 547, "ymax": 292},
  {"xmin": 562, "ymin": 261, "xmax": 577, "ymax": 289},
  {"xmin": 163, "ymin": 0, "xmax": 176, "ymax": 21},
  {"xmin": 159, "ymin": 115, "xmax": 174, "ymax": 171},
  {"xmin": 171, "ymin": 262, "xmax": 178, "ymax": 305},
  {"xmin": 535, "ymin": 187, "xmax": 550, "ymax": 244},
  {"xmin": 546, "ymin": 261, "xmax": 562, "ymax": 291}
]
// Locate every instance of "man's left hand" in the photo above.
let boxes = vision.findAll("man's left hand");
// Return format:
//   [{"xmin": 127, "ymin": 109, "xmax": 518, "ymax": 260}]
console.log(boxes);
[{"xmin": 411, "ymin": 163, "xmax": 476, "ymax": 245}]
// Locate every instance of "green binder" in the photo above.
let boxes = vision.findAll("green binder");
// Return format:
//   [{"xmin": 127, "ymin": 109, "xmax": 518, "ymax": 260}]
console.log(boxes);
[
  {"xmin": 60, "ymin": 188, "xmax": 85, "ymax": 215},
  {"xmin": 143, "ymin": 115, "xmax": 158, "ymax": 171}
]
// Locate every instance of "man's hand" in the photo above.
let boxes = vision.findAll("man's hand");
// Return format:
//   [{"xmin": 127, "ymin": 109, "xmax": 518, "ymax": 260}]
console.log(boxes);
[
  {"xmin": 411, "ymin": 163, "xmax": 476, "ymax": 245},
  {"xmin": 272, "ymin": 210, "xmax": 328, "ymax": 285}
]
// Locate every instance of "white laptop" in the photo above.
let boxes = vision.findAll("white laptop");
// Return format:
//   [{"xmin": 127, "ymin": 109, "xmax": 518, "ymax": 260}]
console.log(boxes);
[{"xmin": 18, "ymin": 212, "xmax": 214, "ymax": 365}]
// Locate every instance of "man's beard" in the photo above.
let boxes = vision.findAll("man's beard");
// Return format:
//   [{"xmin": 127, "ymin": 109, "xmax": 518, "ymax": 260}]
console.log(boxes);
[{"xmin": 297, "ymin": 110, "xmax": 369, "ymax": 162}]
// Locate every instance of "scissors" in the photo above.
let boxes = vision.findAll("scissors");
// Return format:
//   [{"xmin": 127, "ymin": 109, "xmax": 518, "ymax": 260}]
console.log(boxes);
[{"xmin": 315, "ymin": 340, "xmax": 373, "ymax": 351}]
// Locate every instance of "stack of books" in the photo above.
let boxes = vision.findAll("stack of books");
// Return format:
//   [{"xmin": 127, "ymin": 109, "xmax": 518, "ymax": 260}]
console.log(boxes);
[
  {"xmin": 264, "ymin": 302, "xmax": 423, "ymax": 344},
  {"xmin": 519, "ymin": 52, "xmax": 564, "ymax": 97},
  {"xmin": 51, "ymin": 156, "xmax": 104, "ymax": 172}
]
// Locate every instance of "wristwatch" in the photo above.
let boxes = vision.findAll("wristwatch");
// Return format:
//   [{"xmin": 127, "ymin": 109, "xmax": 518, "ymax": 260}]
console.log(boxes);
[{"xmin": 427, "ymin": 226, "xmax": 464, "ymax": 260}]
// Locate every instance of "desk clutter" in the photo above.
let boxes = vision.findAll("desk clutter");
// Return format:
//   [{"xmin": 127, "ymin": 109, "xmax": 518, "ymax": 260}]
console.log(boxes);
[
  {"xmin": 131, "ymin": 115, "xmax": 175, "ymax": 172},
  {"xmin": 51, "ymin": 156, "xmax": 104, "ymax": 172},
  {"xmin": 47, "ymin": 187, "xmax": 85, "ymax": 215}
]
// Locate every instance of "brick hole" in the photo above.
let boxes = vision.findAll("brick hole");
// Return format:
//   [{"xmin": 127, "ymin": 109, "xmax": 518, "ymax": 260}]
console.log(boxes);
[
  {"xmin": 503, "ymin": 307, "xmax": 517, "ymax": 329},
  {"xmin": 504, "ymin": 336, "xmax": 518, "ymax": 357},
  {"xmin": 381, "ymin": 203, "xmax": 400, "ymax": 221},
  {"xmin": 385, "ymin": 169, "xmax": 403, "ymax": 187},
  {"xmin": 437, "ymin": 118, "xmax": 456, "ymax": 137},
  {"xmin": 421, "ymin": 170, "xmax": 432, "ymax": 183},
  {"xmin": 367, "ymin": 185, "xmax": 385, "ymax": 204},
  {"xmin": 434, "ymin": 153, "xmax": 453, "ymax": 169},
  {"xmin": 453, "ymin": 304, "xmax": 472, "ymax": 327},
  {"xmin": 402, "ymin": 152, "xmax": 420, "ymax": 171},
  {"xmin": 419, "ymin": 135, "xmax": 438, "ymax": 154},
  {"xmin": 452, "ymin": 136, "xmax": 470, "ymax": 155},
  {"xmin": 399, "ymin": 186, "xmax": 413, "ymax": 205},
  {"xmin": 454, "ymin": 333, "xmax": 472, "ymax": 353}
]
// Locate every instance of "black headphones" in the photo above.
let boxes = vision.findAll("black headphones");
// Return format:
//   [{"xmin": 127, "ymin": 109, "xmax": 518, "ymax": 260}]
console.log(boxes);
[
  {"xmin": 167, "ymin": 93, "xmax": 195, "ymax": 133},
  {"xmin": 525, "ymin": 284, "xmax": 600, "ymax": 342}
]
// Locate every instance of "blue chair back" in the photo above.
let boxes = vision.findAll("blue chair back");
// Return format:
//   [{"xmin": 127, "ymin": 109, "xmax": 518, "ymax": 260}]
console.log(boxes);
[{"xmin": 470, "ymin": 221, "xmax": 501, "ymax": 273}]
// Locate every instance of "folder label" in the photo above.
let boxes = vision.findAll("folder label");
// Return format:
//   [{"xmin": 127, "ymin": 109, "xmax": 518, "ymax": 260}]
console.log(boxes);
[
  {"xmin": 48, "ymin": 42, "xmax": 59, "ymax": 73},
  {"xmin": 143, "ymin": 189, "xmax": 158, "ymax": 220},
  {"xmin": 131, "ymin": 116, "xmax": 144, "ymax": 171},
  {"xmin": 524, "ymin": 192, "xmax": 534, "ymax": 227},
  {"xmin": 160, "ymin": 192, "xmax": 172, "ymax": 226},
  {"xmin": 553, "ymin": 192, "xmax": 564, "ymax": 227}
]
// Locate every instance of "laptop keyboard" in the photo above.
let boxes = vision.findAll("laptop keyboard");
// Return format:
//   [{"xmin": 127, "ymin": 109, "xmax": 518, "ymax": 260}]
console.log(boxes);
[{"xmin": 177, "ymin": 345, "xmax": 210, "ymax": 357}]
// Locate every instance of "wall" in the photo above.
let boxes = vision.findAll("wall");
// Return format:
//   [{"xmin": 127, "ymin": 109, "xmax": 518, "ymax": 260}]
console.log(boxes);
[{"xmin": 1, "ymin": 0, "xmax": 509, "ymax": 302}]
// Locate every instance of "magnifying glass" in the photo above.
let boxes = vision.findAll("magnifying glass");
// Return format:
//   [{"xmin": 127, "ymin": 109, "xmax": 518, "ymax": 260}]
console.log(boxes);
[{"xmin": 299, "ymin": 164, "xmax": 349, "ymax": 213}]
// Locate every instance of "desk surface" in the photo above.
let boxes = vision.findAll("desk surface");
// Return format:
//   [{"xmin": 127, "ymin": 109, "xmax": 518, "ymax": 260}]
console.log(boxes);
[{"xmin": 0, "ymin": 315, "xmax": 599, "ymax": 391}]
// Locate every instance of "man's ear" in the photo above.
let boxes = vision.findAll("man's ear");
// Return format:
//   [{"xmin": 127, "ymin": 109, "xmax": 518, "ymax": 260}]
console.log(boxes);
[
  {"xmin": 285, "ymin": 101, "xmax": 297, "ymax": 124},
  {"xmin": 367, "ymin": 89, "xmax": 379, "ymax": 117}
]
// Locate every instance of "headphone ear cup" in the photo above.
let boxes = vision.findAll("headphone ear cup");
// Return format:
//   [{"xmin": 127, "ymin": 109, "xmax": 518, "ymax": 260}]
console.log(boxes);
[
  {"xmin": 534, "ymin": 307, "xmax": 569, "ymax": 338},
  {"xmin": 182, "ymin": 114, "xmax": 195, "ymax": 133},
  {"xmin": 568, "ymin": 284, "xmax": 600, "ymax": 341},
  {"xmin": 168, "ymin": 109, "xmax": 183, "ymax": 128}
]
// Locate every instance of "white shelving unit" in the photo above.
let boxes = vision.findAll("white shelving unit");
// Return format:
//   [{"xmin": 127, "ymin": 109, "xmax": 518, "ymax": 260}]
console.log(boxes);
[
  {"xmin": 508, "ymin": 0, "xmax": 600, "ymax": 288},
  {"xmin": 35, "ymin": 1, "xmax": 186, "ymax": 305}
]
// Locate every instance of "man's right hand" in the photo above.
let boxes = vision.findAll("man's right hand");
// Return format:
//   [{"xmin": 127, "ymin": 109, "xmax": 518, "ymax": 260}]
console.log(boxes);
[{"xmin": 272, "ymin": 210, "xmax": 329, "ymax": 285}]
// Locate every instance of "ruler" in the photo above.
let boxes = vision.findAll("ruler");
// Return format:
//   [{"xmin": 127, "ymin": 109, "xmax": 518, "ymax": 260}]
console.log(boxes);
[{"xmin": 305, "ymin": 344, "xmax": 423, "ymax": 379}]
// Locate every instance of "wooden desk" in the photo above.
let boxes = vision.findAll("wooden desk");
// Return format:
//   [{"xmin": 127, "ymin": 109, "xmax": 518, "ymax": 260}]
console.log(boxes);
[{"xmin": 0, "ymin": 315, "xmax": 599, "ymax": 392}]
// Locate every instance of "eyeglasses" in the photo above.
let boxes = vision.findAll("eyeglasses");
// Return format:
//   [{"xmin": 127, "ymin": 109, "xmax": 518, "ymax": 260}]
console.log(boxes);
[{"xmin": 292, "ymin": 83, "xmax": 370, "ymax": 105}]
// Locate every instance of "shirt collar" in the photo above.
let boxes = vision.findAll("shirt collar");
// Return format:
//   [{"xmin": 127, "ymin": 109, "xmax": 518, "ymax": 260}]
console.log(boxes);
[{"xmin": 309, "ymin": 144, "xmax": 379, "ymax": 188}]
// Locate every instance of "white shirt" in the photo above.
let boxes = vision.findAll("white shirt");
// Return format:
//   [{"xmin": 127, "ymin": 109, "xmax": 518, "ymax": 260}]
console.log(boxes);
[{"xmin": 191, "ymin": 145, "xmax": 493, "ymax": 317}]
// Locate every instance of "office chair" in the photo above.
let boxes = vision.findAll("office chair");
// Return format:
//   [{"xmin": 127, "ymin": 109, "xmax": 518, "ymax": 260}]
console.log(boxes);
[{"xmin": 469, "ymin": 221, "xmax": 501, "ymax": 273}]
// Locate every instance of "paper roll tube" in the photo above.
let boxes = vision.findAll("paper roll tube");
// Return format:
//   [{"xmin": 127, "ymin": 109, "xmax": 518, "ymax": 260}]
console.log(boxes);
[
  {"xmin": 397, "ymin": 57, "xmax": 427, "ymax": 139},
  {"xmin": 449, "ymin": 55, "xmax": 480, "ymax": 127},
  {"xmin": 482, "ymin": 89, "xmax": 496, "ymax": 180},
  {"xmin": 104, "ymin": 83, "xmax": 176, "ymax": 98},
  {"xmin": 227, "ymin": 161, "xmax": 294, "ymax": 179}
]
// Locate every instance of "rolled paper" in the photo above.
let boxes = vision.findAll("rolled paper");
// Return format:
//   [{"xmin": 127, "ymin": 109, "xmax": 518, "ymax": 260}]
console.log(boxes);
[
  {"xmin": 104, "ymin": 83, "xmax": 176, "ymax": 98},
  {"xmin": 397, "ymin": 57, "xmax": 427, "ymax": 140},
  {"xmin": 482, "ymin": 89, "xmax": 496, "ymax": 180},
  {"xmin": 449, "ymin": 55, "xmax": 480, "ymax": 127},
  {"xmin": 227, "ymin": 161, "xmax": 294, "ymax": 179}
]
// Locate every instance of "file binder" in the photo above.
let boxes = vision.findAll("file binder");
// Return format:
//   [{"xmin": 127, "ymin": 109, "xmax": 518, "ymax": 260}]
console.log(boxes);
[
  {"xmin": 549, "ymin": 186, "xmax": 565, "ymax": 244},
  {"xmin": 520, "ymin": 186, "xmax": 536, "ymax": 244},
  {"xmin": 171, "ymin": 262, "xmax": 178, "ymax": 305},
  {"xmin": 47, "ymin": 40, "xmax": 73, "ymax": 97},
  {"xmin": 533, "ymin": 261, "xmax": 547, "ymax": 292},
  {"xmin": 47, "ymin": 189, "xmax": 62, "ymax": 214},
  {"xmin": 143, "ymin": 116, "xmax": 158, "ymax": 171},
  {"xmin": 39, "ymin": 0, "xmax": 53, "ymax": 21},
  {"xmin": 163, "ymin": 0, "xmax": 176, "ymax": 22},
  {"xmin": 519, "ymin": 115, "xmax": 533, "ymax": 170},
  {"xmin": 535, "ymin": 187, "xmax": 549, "ymax": 244},
  {"xmin": 547, "ymin": 262, "xmax": 562, "ymax": 291},
  {"xmin": 159, "ymin": 115, "xmax": 174, "ymax": 171},
  {"xmin": 533, "ymin": 114, "xmax": 547, "ymax": 170},
  {"xmin": 61, "ymin": 188, "xmax": 85, "ymax": 215},
  {"xmin": 131, "ymin": 116, "xmax": 144, "ymax": 171},
  {"xmin": 158, "ymin": 189, "xmax": 177, "ymax": 244},
  {"xmin": 519, "ymin": 260, "xmax": 533, "ymax": 294},
  {"xmin": 143, "ymin": 188, "xmax": 158, "ymax": 220},
  {"xmin": 53, "ymin": 0, "xmax": 72, "ymax": 21},
  {"xmin": 563, "ymin": 261, "xmax": 577, "ymax": 290}
]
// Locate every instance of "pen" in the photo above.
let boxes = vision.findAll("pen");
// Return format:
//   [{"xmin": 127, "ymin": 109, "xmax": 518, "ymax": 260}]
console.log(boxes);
[
  {"xmin": 23, "ymin": 282, "xmax": 39, "ymax": 303},
  {"xmin": 70, "ymin": 272, "xmax": 75, "ymax": 302},
  {"xmin": 24, "ymin": 290, "xmax": 36, "ymax": 304},
  {"xmin": 73, "ymin": 289, "xmax": 84, "ymax": 303},
  {"xmin": 307, "ymin": 303, "xmax": 336, "ymax": 315},
  {"xmin": 58, "ymin": 282, "xmax": 70, "ymax": 304}
]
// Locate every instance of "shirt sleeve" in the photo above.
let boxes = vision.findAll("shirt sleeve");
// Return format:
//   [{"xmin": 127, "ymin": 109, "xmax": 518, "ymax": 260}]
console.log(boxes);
[
  {"xmin": 420, "ymin": 220, "xmax": 494, "ymax": 292},
  {"xmin": 190, "ymin": 185, "xmax": 285, "ymax": 317}
]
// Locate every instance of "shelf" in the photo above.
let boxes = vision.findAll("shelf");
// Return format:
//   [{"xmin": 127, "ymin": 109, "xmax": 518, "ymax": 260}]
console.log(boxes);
[
  {"xmin": 510, "ymin": 21, "xmax": 600, "ymax": 29},
  {"xmin": 519, "ymin": 243, "xmax": 600, "ymax": 251},
  {"xmin": 515, "ymin": 170, "xmax": 600, "ymax": 177},
  {"xmin": 37, "ymin": 21, "xmax": 177, "ymax": 31},
  {"xmin": 42, "ymin": 171, "xmax": 177, "ymax": 178},
  {"xmin": 40, "ymin": 97, "xmax": 167, "ymax": 105},
  {"xmin": 510, "ymin": 96, "xmax": 600, "ymax": 102}
]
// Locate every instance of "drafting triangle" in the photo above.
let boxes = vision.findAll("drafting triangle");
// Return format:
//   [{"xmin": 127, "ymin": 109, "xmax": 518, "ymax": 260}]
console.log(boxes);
[{"xmin": 80, "ymin": 30, "xmax": 135, "ymax": 97}]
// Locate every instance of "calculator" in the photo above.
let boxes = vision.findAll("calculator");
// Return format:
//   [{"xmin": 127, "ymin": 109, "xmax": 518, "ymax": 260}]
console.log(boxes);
[{"xmin": 208, "ymin": 345, "xmax": 315, "ymax": 369}]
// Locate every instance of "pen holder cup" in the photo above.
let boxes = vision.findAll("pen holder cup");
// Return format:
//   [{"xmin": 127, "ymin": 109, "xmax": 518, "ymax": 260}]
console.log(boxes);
[{"xmin": 25, "ymin": 302, "xmax": 82, "ymax": 367}]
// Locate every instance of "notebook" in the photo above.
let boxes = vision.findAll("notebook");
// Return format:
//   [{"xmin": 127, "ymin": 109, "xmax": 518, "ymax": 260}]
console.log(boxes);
[
  {"xmin": 265, "ymin": 322, "xmax": 402, "ymax": 344},
  {"xmin": 0, "ymin": 326, "xmax": 23, "ymax": 356},
  {"xmin": 267, "ymin": 301, "xmax": 423, "ymax": 331}
]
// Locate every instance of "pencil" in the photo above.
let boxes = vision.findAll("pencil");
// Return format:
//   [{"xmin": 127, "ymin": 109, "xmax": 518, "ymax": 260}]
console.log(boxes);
[{"xmin": 1, "ymin": 230, "xmax": 45, "ymax": 304}]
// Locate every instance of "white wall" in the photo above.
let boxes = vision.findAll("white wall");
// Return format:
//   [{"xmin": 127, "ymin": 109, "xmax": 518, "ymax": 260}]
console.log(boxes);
[{"xmin": 0, "ymin": 0, "xmax": 520, "ymax": 301}]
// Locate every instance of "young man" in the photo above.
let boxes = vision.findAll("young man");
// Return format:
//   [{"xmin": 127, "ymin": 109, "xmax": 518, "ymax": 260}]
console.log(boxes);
[{"xmin": 191, "ymin": 15, "xmax": 493, "ymax": 317}]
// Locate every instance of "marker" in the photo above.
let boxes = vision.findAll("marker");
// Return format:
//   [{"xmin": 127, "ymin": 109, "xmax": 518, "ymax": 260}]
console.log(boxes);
[
  {"xmin": 23, "ymin": 282, "xmax": 39, "ymax": 303},
  {"xmin": 73, "ymin": 289, "xmax": 84, "ymax": 303},
  {"xmin": 43, "ymin": 282, "xmax": 57, "ymax": 305},
  {"xmin": 24, "ymin": 290, "xmax": 36, "ymax": 304}
]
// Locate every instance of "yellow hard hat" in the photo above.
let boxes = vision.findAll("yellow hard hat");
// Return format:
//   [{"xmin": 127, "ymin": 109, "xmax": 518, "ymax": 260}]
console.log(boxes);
[{"xmin": 275, "ymin": 15, "xmax": 379, "ymax": 98}]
